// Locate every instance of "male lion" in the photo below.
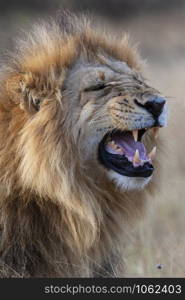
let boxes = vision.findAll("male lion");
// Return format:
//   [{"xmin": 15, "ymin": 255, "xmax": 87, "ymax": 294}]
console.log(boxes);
[{"xmin": 0, "ymin": 13, "xmax": 167, "ymax": 277}]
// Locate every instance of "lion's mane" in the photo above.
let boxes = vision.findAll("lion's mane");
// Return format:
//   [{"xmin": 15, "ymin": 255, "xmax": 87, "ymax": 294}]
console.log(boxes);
[{"xmin": 0, "ymin": 13, "xmax": 154, "ymax": 277}]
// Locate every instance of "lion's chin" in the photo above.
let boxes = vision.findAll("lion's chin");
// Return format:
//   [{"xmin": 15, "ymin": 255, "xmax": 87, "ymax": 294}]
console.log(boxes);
[{"xmin": 107, "ymin": 170, "xmax": 152, "ymax": 191}]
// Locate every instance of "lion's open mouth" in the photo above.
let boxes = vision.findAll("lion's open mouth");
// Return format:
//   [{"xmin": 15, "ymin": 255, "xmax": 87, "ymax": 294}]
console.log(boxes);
[{"xmin": 98, "ymin": 128, "xmax": 159, "ymax": 178}]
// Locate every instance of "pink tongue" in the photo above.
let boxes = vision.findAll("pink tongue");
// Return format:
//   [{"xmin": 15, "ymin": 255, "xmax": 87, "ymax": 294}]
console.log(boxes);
[{"xmin": 114, "ymin": 132, "xmax": 149, "ymax": 163}]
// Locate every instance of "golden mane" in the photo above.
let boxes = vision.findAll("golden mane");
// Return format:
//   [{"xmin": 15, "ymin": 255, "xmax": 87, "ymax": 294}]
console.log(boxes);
[{"xmin": 0, "ymin": 12, "xmax": 160, "ymax": 277}]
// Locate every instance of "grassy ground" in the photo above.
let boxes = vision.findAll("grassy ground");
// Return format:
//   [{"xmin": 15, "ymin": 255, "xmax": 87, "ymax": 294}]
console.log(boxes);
[{"xmin": 123, "ymin": 9, "xmax": 185, "ymax": 277}]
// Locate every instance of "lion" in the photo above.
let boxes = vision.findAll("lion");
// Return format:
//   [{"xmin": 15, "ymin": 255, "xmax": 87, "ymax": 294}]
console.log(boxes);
[{"xmin": 0, "ymin": 12, "xmax": 167, "ymax": 277}]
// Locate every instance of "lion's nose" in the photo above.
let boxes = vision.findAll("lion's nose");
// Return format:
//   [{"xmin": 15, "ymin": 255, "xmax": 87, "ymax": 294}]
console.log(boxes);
[{"xmin": 143, "ymin": 96, "xmax": 166, "ymax": 118}]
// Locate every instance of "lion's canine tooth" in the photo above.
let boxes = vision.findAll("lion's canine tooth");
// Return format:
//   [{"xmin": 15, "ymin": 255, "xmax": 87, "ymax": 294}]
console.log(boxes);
[
  {"xmin": 132, "ymin": 130, "xmax": 138, "ymax": 142},
  {"xmin": 152, "ymin": 127, "xmax": 160, "ymax": 139},
  {"xmin": 148, "ymin": 146, "xmax": 157, "ymax": 160},
  {"xmin": 133, "ymin": 149, "xmax": 141, "ymax": 165}
]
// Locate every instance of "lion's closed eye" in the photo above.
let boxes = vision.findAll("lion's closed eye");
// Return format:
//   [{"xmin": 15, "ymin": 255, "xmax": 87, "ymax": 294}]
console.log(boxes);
[{"xmin": 84, "ymin": 83, "xmax": 106, "ymax": 92}]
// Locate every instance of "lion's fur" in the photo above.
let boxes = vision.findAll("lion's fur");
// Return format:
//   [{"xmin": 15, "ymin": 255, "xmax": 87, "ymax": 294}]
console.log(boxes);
[{"xmin": 0, "ymin": 12, "xmax": 160, "ymax": 277}]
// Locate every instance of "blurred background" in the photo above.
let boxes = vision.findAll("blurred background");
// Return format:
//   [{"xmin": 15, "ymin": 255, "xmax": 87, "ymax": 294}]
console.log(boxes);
[{"xmin": 0, "ymin": 0, "xmax": 185, "ymax": 277}]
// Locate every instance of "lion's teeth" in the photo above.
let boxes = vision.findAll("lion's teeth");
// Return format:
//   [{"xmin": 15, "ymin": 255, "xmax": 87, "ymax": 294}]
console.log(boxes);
[
  {"xmin": 117, "ymin": 148, "xmax": 123, "ymax": 153},
  {"xmin": 107, "ymin": 141, "xmax": 124, "ymax": 154},
  {"xmin": 115, "ymin": 145, "xmax": 123, "ymax": 151},
  {"xmin": 148, "ymin": 146, "xmax": 157, "ymax": 160},
  {"xmin": 152, "ymin": 127, "xmax": 160, "ymax": 139},
  {"xmin": 132, "ymin": 130, "xmax": 138, "ymax": 142},
  {"xmin": 109, "ymin": 141, "xmax": 116, "ymax": 148},
  {"xmin": 133, "ymin": 149, "xmax": 141, "ymax": 165}
]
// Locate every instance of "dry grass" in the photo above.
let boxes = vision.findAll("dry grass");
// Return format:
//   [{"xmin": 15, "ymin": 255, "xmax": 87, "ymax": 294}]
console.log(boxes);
[{"xmin": 123, "ymin": 9, "xmax": 185, "ymax": 277}]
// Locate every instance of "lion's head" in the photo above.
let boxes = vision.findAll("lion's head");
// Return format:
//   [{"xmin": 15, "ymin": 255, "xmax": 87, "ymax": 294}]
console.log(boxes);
[
  {"xmin": 0, "ymin": 13, "xmax": 168, "ymax": 205},
  {"xmin": 67, "ymin": 56, "xmax": 167, "ymax": 191}
]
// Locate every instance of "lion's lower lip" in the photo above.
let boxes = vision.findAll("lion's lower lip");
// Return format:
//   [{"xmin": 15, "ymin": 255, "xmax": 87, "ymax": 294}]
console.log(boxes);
[
  {"xmin": 98, "ymin": 129, "xmax": 155, "ymax": 178},
  {"xmin": 99, "ymin": 151, "xmax": 154, "ymax": 177}
]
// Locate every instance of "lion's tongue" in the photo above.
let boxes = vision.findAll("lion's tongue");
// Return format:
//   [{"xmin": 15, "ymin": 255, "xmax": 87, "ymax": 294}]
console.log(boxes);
[{"xmin": 107, "ymin": 132, "xmax": 150, "ymax": 167}]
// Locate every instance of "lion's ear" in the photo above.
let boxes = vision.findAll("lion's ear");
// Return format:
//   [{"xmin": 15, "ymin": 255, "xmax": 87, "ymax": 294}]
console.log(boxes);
[{"xmin": 6, "ymin": 73, "xmax": 42, "ymax": 113}]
